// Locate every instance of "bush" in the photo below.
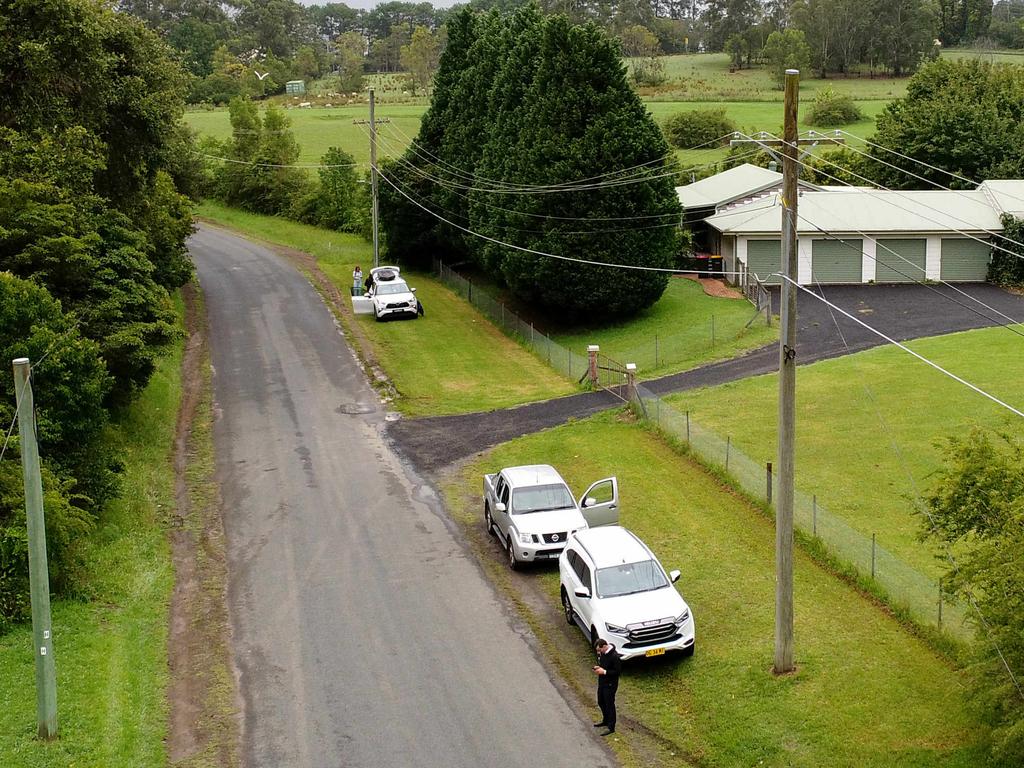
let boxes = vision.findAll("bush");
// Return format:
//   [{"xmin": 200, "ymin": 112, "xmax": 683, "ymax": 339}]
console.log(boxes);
[
  {"xmin": 807, "ymin": 86, "xmax": 864, "ymax": 127},
  {"xmin": 662, "ymin": 108, "xmax": 737, "ymax": 149}
]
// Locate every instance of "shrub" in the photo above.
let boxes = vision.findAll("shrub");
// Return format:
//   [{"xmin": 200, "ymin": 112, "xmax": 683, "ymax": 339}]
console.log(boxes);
[
  {"xmin": 662, "ymin": 108, "xmax": 737, "ymax": 149},
  {"xmin": 807, "ymin": 86, "xmax": 864, "ymax": 127}
]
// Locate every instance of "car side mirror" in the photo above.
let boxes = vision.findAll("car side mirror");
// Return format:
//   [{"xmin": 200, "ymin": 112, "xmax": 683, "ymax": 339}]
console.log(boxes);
[
  {"xmin": 574, "ymin": 587, "xmax": 591, "ymax": 599},
  {"xmin": 411, "ymin": 287, "xmax": 417, "ymax": 293},
  {"xmin": 495, "ymin": 502, "xmax": 506, "ymax": 513},
  {"xmin": 669, "ymin": 569, "xmax": 680, "ymax": 583},
  {"xmin": 582, "ymin": 497, "xmax": 596, "ymax": 508}
]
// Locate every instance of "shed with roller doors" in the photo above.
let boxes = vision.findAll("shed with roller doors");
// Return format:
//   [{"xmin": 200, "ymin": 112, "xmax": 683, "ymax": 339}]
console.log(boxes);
[
  {"xmin": 811, "ymin": 238, "xmax": 863, "ymax": 283},
  {"xmin": 701, "ymin": 179, "xmax": 1023, "ymax": 286},
  {"xmin": 940, "ymin": 238, "xmax": 990, "ymax": 281}
]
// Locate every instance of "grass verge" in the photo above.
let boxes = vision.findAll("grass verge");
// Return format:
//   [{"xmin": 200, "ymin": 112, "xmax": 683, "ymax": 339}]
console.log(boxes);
[
  {"xmin": 0, "ymin": 296, "xmax": 185, "ymax": 766},
  {"xmin": 195, "ymin": 201, "xmax": 576, "ymax": 416},
  {"xmin": 664, "ymin": 324, "xmax": 1024, "ymax": 579},
  {"xmin": 441, "ymin": 410, "xmax": 988, "ymax": 767},
  {"xmin": 550, "ymin": 275, "xmax": 777, "ymax": 377}
]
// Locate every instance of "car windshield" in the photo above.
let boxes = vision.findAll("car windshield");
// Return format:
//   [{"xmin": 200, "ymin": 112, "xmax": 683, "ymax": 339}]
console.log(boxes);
[
  {"xmin": 511, "ymin": 484, "xmax": 575, "ymax": 514},
  {"xmin": 376, "ymin": 281, "xmax": 410, "ymax": 296},
  {"xmin": 596, "ymin": 560, "xmax": 668, "ymax": 598}
]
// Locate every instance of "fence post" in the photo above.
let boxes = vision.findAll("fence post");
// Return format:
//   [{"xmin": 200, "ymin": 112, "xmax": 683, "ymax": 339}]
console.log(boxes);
[
  {"xmin": 546, "ymin": 337, "xmax": 551, "ymax": 364},
  {"xmin": 686, "ymin": 410, "xmax": 690, "ymax": 445},
  {"xmin": 711, "ymin": 314, "xmax": 716, "ymax": 349},
  {"xmin": 567, "ymin": 348, "xmax": 572, "ymax": 378},
  {"xmin": 468, "ymin": 279, "xmax": 473, "ymax": 303},
  {"xmin": 766, "ymin": 462, "xmax": 773, "ymax": 504},
  {"xmin": 625, "ymin": 363, "xmax": 637, "ymax": 402},
  {"xmin": 938, "ymin": 579, "xmax": 943, "ymax": 630},
  {"xmin": 871, "ymin": 533, "xmax": 876, "ymax": 579},
  {"xmin": 530, "ymin": 322, "xmax": 535, "ymax": 347},
  {"xmin": 725, "ymin": 435, "xmax": 731, "ymax": 472},
  {"xmin": 587, "ymin": 345, "xmax": 599, "ymax": 388},
  {"xmin": 501, "ymin": 303, "xmax": 505, "ymax": 328},
  {"xmin": 812, "ymin": 494, "xmax": 817, "ymax": 536}
]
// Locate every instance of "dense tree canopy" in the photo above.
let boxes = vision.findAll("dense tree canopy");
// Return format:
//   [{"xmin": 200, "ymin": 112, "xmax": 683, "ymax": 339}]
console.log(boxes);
[
  {"xmin": 920, "ymin": 427, "xmax": 1024, "ymax": 764},
  {"xmin": 0, "ymin": 0, "xmax": 196, "ymax": 628},
  {"xmin": 867, "ymin": 58, "xmax": 1024, "ymax": 188},
  {"xmin": 381, "ymin": 6, "xmax": 680, "ymax": 321}
]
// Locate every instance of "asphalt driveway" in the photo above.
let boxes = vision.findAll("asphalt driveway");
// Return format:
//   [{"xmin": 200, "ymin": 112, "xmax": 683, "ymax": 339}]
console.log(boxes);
[{"xmin": 387, "ymin": 283, "xmax": 1024, "ymax": 473}]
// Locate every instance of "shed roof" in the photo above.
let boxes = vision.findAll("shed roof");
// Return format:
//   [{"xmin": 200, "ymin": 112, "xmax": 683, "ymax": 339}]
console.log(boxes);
[
  {"xmin": 979, "ymin": 180, "xmax": 1024, "ymax": 218},
  {"xmin": 706, "ymin": 189, "xmax": 1003, "ymax": 235},
  {"xmin": 676, "ymin": 163, "xmax": 784, "ymax": 210}
]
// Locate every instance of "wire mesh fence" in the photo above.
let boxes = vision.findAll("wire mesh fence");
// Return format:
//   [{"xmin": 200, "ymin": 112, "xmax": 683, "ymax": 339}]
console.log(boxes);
[
  {"xmin": 634, "ymin": 382, "xmax": 970, "ymax": 642},
  {"xmin": 434, "ymin": 259, "xmax": 590, "ymax": 381}
]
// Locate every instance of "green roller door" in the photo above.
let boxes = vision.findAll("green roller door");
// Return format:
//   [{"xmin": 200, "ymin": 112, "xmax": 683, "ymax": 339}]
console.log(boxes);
[
  {"xmin": 940, "ymin": 238, "xmax": 990, "ymax": 281},
  {"xmin": 875, "ymin": 238, "xmax": 926, "ymax": 283},
  {"xmin": 746, "ymin": 239, "xmax": 781, "ymax": 284},
  {"xmin": 812, "ymin": 238, "xmax": 863, "ymax": 284}
]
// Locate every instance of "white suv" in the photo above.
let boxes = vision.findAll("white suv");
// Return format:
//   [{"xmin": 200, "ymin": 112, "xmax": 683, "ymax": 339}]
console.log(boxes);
[{"xmin": 559, "ymin": 526, "xmax": 695, "ymax": 661}]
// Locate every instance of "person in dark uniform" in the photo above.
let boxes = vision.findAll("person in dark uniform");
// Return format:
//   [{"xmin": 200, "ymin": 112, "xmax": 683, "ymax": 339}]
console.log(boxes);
[{"xmin": 592, "ymin": 638, "xmax": 622, "ymax": 736}]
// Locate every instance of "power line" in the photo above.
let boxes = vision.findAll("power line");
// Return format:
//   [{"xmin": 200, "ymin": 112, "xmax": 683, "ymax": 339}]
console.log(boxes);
[
  {"xmin": 383, "ymin": 122, "xmax": 739, "ymax": 192},
  {"xmin": 777, "ymin": 275, "xmax": 1024, "ymax": 419},
  {"xmin": 758, "ymin": 132, "xmax": 1024, "ymax": 264},
  {"xmin": 812, "ymin": 131, "xmax": 1024, "ymax": 254},
  {"xmin": 733, "ymin": 131, "xmax": 1024, "ymax": 335},
  {"xmin": 375, "ymin": 166, "xmax": 747, "ymax": 277}
]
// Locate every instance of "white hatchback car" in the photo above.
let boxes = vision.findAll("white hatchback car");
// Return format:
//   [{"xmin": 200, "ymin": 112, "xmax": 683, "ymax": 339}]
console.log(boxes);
[{"xmin": 559, "ymin": 526, "xmax": 695, "ymax": 661}]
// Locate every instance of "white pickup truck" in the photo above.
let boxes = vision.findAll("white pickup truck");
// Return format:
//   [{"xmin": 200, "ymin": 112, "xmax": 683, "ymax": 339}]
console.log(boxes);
[{"xmin": 483, "ymin": 464, "xmax": 618, "ymax": 570}]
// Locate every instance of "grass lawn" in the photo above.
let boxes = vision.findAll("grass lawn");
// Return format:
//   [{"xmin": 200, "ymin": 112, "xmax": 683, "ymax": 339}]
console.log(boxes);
[
  {"xmin": 0, "ymin": 298, "xmax": 184, "ymax": 767},
  {"xmin": 632, "ymin": 53, "xmax": 910, "ymax": 102},
  {"xmin": 443, "ymin": 410, "xmax": 987, "ymax": 767},
  {"xmin": 195, "ymin": 201, "xmax": 576, "ymax": 416},
  {"xmin": 185, "ymin": 103, "xmax": 425, "ymax": 166},
  {"xmin": 550, "ymin": 276, "xmax": 777, "ymax": 379},
  {"xmin": 664, "ymin": 325, "xmax": 1024, "ymax": 579}
]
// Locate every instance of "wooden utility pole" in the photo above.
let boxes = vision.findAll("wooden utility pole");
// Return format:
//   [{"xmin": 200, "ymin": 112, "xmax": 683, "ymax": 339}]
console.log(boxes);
[
  {"xmin": 353, "ymin": 88, "xmax": 390, "ymax": 269},
  {"xmin": 12, "ymin": 358, "xmax": 58, "ymax": 739},
  {"xmin": 775, "ymin": 69, "xmax": 799, "ymax": 675},
  {"xmin": 730, "ymin": 71, "xmax": 844, "ymax": 675}
]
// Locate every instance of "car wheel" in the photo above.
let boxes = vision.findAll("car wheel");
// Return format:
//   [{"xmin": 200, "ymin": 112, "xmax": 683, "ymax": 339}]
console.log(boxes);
[
  {"xmin": 508, "ymin": 540, "xmax": 521, "ymax": 571},
  {"xmin": 484, "ymin": 504, "xmax": 496, "ymax": 537},
  {"xmin": 374, "ymin": 309, "xmax": 383, "ymax": 322},
  {"xmin": 561, "ymin": 589, "xmax": 575, "ymax": 626},
  {"xmin": 682, "ymin": 642, "xmax": 695, "ymax": 659},
  {"xmin": 590, "ymin": 626, "xmax": 598, "ymax": 648}
]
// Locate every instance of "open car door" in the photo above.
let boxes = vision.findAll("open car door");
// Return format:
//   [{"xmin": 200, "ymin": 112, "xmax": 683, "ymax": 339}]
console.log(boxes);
[{"xmin": 579, "ymin": 477, "xmax": 618, "ymax": 528}]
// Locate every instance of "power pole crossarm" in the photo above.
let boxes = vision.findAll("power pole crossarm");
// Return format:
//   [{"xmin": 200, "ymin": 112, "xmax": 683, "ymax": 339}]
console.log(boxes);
[{"xmin": 13, "ymin": 358, "xmax": 58, "ymax": 739}]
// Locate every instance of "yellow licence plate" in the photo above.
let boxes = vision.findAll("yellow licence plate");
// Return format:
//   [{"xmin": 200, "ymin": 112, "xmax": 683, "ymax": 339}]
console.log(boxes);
[{"xmin": 645, "ymin": 648, "xmax": 666, "ymax": 658}]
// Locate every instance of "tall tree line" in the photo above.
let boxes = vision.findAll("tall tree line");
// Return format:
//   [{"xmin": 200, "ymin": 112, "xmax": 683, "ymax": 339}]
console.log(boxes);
[
  {"xmin": 0, "ymin": 0, "xmax": 196, "ymax": 629},
  {"xmin": 379, "ymin": 6, "xmax": 682, "ymax": 321}
]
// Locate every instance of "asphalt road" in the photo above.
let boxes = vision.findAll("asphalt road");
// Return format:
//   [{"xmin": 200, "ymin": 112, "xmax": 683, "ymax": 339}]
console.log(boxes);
[
  {"xmin": 388, "ymin": 282, "xmax": 1024, "ymax": 473},
  {"xmin": 190, "ymin": 224, "xmax": 613, "ymax": 768}
]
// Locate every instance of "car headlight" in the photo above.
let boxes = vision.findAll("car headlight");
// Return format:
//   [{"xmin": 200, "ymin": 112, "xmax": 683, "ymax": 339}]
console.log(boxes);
[
  {"xmin": 518, "ymin": 532, "xmax": 534, "ymax": 545},
  {"xmin": 674, "ymin": 609, "xmax": 690, "ymax": 626},
  {"xmin": 605, "ymin": 622, "xmax": 628, "ymax": 635}
]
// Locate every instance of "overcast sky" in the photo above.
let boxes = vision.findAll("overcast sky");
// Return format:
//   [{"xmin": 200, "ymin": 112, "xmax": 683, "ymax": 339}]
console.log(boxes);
[{"xmin": 297, "ymin": 0, "xmax": 462, "ymax": 10}]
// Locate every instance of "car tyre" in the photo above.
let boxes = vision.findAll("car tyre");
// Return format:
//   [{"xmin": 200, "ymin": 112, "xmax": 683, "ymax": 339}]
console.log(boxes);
[
  {"xmin": 682, "ymin": 642, "xmax": 695, "ymax": 659},
  {"xmin": 561, "ymin": 589, "xmax": 575, "ymax": 626},
  {"xmin": 508, "ymin": 540, "xmax": 521, "ymax": 571},
  {"xmin": 590, "ymin": 626, "xmax": 598, "ymax": 647},
  {"xmin": 374, "ymin": 307, "xmax": 383, "ymax": 322},
  {"xmin": 484, "ymin": 504, "xmax": 496, "ymax": 537}
]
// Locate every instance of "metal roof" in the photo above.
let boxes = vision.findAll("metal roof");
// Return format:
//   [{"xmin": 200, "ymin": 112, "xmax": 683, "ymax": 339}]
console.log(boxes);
[
  {"xmin": 978, "ymin": 180, "xmax": 1024, "ymax": 217},
  {"xmin": 706, "ymin": 189, "xmax": 1003, "ymax": 235},
  {"xmin": 676, "ymin": 163, "xmax": 784, "ymax": 210}
]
